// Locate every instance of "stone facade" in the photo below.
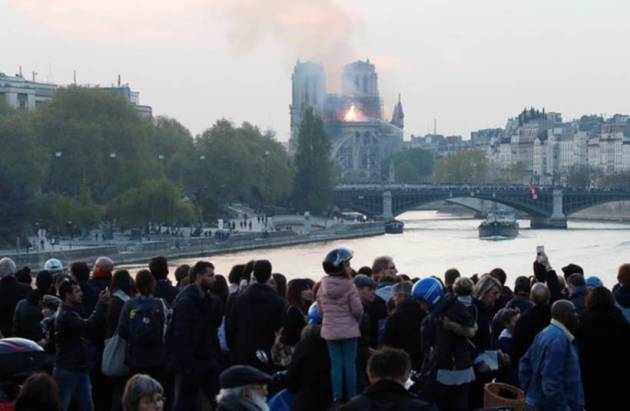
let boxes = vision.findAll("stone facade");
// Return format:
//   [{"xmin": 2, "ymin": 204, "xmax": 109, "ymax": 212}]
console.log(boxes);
[{"xmin": 290, "ymin": 60, "xmax": 404, "ymax": 181}]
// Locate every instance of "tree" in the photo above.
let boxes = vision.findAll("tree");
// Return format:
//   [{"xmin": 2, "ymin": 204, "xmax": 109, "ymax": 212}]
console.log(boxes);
[
  {"xmin": 433, "ymin": 150, "xmax": 489, "ymax": 183},
  {"xmin": 566, "ymin": 165, "xmax": 601, "ymax": 189},
  {"xmin": 34, "ymin": 86, "xmax": 154, "ymax": 202},
  {"xmin": 291, "ymin": 108, "xmax": 334, "ymax": 213},
  {"xmin": 0, "ymin": 107, "xmax": 46, "ymax": 245},
  {"xmin": 382, "ymin": 148, "xmax": 434, "ymax": 183},
  {"xmin": 193, "ymin": 120, "xmax": 292, "ymax": 218},
  {"xmin": 107, "ymin": 178, "xmax": 196, "ymax": 228}
]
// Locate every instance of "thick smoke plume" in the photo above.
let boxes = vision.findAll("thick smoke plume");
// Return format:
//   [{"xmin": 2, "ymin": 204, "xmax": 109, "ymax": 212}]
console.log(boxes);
[{"xmin": 211, "ymin": 0, "xmax": 364, "ymax": 88}]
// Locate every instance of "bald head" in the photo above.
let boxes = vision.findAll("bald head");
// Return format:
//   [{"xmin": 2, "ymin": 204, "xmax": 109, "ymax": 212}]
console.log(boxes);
[
  {"xmin": 530, "ymin": 283, "xmax": 550, "ymax": 306},
  {"xmin": 551, "ymin": 299, "xmax": 579, "ymax": 329}
]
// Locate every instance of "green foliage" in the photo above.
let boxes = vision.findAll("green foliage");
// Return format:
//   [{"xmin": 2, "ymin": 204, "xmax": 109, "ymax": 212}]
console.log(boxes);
[
  {"xmin": 36, "ymin": 188, "xmax": 105, "ymax": 234},
  {"xmin": 194, "ymin": 120, "xmax": 292, "ymax": 216},
  {"xmin": 291, "ymin": 108, "xmax": 334, "ymax": 213},
  {"xmin": 383, "ymin": 148, "xmax": 434, "ymax": 183},
  {"xmin": 107, "ymin": 178, "xmax": 197, "ymax": 228},
  {"xmin": 433, "ymin": 150, "xmax": 489, "ymax": 183},
  {"xmin": 35, "ymin": 86, "xmax": 154, "ymax": 201},
  {"xmin": 0, "ymin": 86, "xmax": 296, "ymax": 240}
]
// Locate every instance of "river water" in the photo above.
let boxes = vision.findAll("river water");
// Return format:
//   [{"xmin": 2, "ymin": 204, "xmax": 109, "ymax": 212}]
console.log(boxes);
[{"xmin": 161, "ymin": 211, "xmax": 630, "ymax": 288}]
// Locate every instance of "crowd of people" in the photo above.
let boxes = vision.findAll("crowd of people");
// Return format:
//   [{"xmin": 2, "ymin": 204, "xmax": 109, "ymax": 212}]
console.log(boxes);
[{"xmin": 0, "ymin": 248, "xmax": 629, "ymax": 411}]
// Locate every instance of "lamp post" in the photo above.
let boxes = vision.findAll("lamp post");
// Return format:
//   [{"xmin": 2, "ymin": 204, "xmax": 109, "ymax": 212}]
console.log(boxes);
[{"xmin": 158, "ymin": 154, "xmax": 165, "ymax": 176}]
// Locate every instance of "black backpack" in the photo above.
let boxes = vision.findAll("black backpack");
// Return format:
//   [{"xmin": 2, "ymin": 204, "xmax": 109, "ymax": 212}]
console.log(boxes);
[{"xmin": 126, "ymin": 298, "xmax": 165, "ymax": 369}]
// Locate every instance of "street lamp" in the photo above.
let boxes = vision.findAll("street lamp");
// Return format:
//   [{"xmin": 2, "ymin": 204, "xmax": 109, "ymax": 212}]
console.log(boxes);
[
  {"xmin": 199, "ymin": 155, "xmax": 206, "ymax": 161},
  {"xmin": 55, "ymin": 151, "xmax": 63, "ymax": 158},
  {"xmin": 109, "ymin": 152, "xmax": 117, "ymax": 159}
]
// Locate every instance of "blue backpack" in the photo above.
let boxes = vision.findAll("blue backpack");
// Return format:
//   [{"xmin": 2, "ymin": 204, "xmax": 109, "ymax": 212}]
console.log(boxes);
[{"xmin": 126, "ymin": 298, "xmax": 165, "ymax": 369}]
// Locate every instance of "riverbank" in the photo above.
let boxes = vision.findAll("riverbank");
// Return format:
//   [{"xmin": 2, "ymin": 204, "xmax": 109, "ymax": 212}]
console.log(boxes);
[{"xmin": 6, "ymin": 222, "xmax": 385, "ymax": 269}]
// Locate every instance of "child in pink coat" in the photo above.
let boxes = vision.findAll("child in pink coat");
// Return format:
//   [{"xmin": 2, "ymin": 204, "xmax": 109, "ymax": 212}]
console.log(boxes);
[{"xmin": 316, "ymin": 248, "xmax": 363, "ymax": 402}]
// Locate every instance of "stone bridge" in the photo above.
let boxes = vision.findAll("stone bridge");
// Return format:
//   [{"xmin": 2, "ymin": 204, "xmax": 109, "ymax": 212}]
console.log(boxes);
[{"xmin": 333, "ymin": 184, "xmax": 630, "ymax": 228}]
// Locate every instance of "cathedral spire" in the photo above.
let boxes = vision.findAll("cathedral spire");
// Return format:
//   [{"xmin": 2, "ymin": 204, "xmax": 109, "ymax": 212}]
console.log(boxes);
[{"xmin": 391, "ymin": 93, "xmax": 404, "ymax": 129}]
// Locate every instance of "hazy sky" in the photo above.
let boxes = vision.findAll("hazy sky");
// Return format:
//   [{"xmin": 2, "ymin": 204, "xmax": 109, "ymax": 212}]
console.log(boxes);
[{"xmin": 3, "ymin": 0, "xmax": 630, "ymax": 141}]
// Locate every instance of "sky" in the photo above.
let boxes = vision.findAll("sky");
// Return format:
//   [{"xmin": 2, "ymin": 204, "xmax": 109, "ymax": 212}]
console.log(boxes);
[{"xmin": 3, "ymin": 0, "xmax": 630, "ymax": 141}]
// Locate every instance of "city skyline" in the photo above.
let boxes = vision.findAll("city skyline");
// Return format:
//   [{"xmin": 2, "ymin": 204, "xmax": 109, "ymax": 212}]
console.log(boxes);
[{"xmin": 3, "ymin": 0, "xmax": 630, "ymax": 141}]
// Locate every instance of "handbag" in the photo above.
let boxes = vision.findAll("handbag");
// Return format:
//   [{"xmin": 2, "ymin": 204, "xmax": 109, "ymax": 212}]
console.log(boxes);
[{"xmin": 101, "ymin": 334, "xmax": 129, "ymax": 377}]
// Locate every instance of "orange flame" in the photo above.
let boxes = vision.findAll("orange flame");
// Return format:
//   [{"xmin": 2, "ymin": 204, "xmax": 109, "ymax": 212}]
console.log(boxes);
[{"xmin": 344, "ymin": 105, "xmax": 359, "ymax": 122}]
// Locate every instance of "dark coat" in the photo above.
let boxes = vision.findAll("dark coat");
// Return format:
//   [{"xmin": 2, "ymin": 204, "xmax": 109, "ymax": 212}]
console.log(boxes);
[
  {"xmin": 225, "ymin": 283, "xmax": 286, "ymax": 372},
  {"xmin": 54, "ymin": 301, "xmax": 107, "ymax": 370},
  {"xmin": 577, "ymin": 305, "xmax": 630, "ymax": 411},
  {"xmin": 104, "ymin": 293, "xmax": 127, "ymax": 339},
  {"xmin": 471, "ymin": 298, "xmax": 493, "ymax": 354},
  {"xmin": 341, "ymin": 380, "xmax": 432, "ymax": 411},
  {"xmin": 89, "ymin": 276, "xmax": 110, "ymax": 292},
  {"xmin": 569, "ymin": 286, "xmax": 588, "ymax": 317},
  {"xmin": 216, "ymin": 395, "xmax": 261, "ymax": 411},
  {"xmin": 0, "ymin": 277, "xmax": 32, "ymax": 337},
  {"xmin": 154, "ymin": 279, "xmax": 178, "ymax": 306},
  {"xmin": 422, "ymin": 294, "xmax": 477, "ymax": 372},
  {"xmin": 78, "ymin": 281, "xmax": 99, "ymax": 319},
  {"xmin": 506, "ymin": 297, "xmax": 534, "ymax": 315},
  {"xmin": 12, "ymin": 290, "xmax": 45, "ymax": 342},
  {"xmin": 511, "ymin": 304, "xmax": 550, "ymax": 372},
  {"xmin": 165, "ymin": 284, "xmax": 223, "ymax": 375},
  {"xmin": 280, "ymin": 305, "xmax": 307, "ymax": 346},
  {"xmin": 286, "ymin": 326, "xmax": 332, "ymax": 411},
  {"xmin": 366, "ymin": 295, "xmax": 388, "ymax": 347},
  {"xmin": 382, "ymin": 300, "xmax": 425, "ymax": 370}
]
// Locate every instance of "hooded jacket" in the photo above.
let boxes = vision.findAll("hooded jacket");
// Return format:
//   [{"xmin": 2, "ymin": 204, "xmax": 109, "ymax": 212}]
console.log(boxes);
[{"xmin": 317, "ymin": 276, "xmax": 363, "ymax": 341}]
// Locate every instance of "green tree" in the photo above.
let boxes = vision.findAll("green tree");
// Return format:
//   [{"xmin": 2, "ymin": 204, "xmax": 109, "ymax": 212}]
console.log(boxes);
[
  {"xmin": 0, "ymin": 107, "xmax": 47, "ymax": 245},
  {"xmin": 34, "ymin": 86, "xmax": 154, "ymax": 202},
  {"xmin": 291, "ymin": 108, "xmax": 334, "ymax": 213},
  {"xmin": 194, "ymin": 120, "xmax": 292, "ymax": 217},
  {"xmin": 107, "ymin": 178, "xmax": 196, "ymax": 228},
  {"xmin": 433, "ymin": 150, "xmax": 489, "ymax": 183},
  {"xmin": 382, "ymin": 148, "xmax": 434, "ymax": 183}
]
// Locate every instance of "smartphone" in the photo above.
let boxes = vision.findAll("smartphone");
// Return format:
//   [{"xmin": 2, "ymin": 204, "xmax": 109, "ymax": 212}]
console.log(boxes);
[{"xmin": 536, "ymin": 245, "xmax": 545, "ymax": 256}]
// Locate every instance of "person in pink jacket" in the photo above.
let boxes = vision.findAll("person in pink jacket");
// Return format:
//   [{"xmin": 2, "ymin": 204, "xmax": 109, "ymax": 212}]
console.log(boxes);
[{"xmin": 316, "ymin": 248, "xmax": 364, "ymax": 402}]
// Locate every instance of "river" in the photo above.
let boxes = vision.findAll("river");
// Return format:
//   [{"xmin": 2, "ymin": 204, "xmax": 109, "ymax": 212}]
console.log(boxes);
[{"xmin": 148, "ymin": 211, "xmax": 630, "ymax": 288}]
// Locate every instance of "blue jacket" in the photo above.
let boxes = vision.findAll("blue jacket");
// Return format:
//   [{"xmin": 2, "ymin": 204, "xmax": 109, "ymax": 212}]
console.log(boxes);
[{"xmin": 519, "ymin": 322, "xmax": 584, "ymax": 411}]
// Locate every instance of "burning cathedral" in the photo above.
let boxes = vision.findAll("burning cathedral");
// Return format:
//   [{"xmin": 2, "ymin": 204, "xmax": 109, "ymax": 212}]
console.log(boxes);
[{"xmin": 289, "ymin": 59, "xmax": 404, "ymax": 181}]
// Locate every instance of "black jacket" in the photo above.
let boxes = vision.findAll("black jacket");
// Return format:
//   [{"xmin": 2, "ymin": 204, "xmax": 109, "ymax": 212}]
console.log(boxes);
[
  {"xmin": 382, "ymin": 300, "xmax": 425, "ymax": 370},
  {"xmin": 105, "ymin": 293, "xmax": 127, "ymax": 339},
  {"xmin": 577, "ymin": 305, "xmax": 630, "ymax": 411},
  {"xmin": 511, "ymin": 304, "xmax": 550, "ymax": 372},
  {"xmin": 341, "ymin": 380, "xmax": 432, "ymax": 411},
  {"xmin": 166, "ymin": 284, "xmax": 223, "ymax": 374},
  {"xmin": 422, "ymin": 294, "xmax": 477, "ymax": 372},
  {"xmin": 569, "ymin": 286, "xmax": 588, "ymax": 317},
  {"xmin": 78, "ymin": 281, "xmax": 99, "ymax": 319},
  {"xmin": 286, "ymin": 326, "xmax": 332, "ymax": 411},
  {"xmin": 54, "ymin": 301, "xmax": 107, "ymax": 370},
  {"xmin": 0, "ymin": 277, "xmax": 32, "ymax": 337},
  {"xmin": 154, "ymin": 279, "xmax": 178, "ymax": 306},
  {"xmin": 366, "ymin": 295, "xmax": 388, "ymax": 348},
  {"xmin": 225, "ymin": 283, "xmax": 286, "ymax": 372},
  {"xmin": 12, "ymin": 290, "xmax": 45, "ymax": 341},
  {"xmin": 471, "ymin": 298, "xmax": 493, "ymax": 354},
  {"xmin": 280, "ymin": 305, "xmax": 307, "ymax": 346}
]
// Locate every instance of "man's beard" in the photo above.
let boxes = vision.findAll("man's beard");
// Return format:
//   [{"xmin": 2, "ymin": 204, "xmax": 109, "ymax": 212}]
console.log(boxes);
[{"xmin": 249, "ymin": 391, "xmax": 269, "ymax": 411}]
